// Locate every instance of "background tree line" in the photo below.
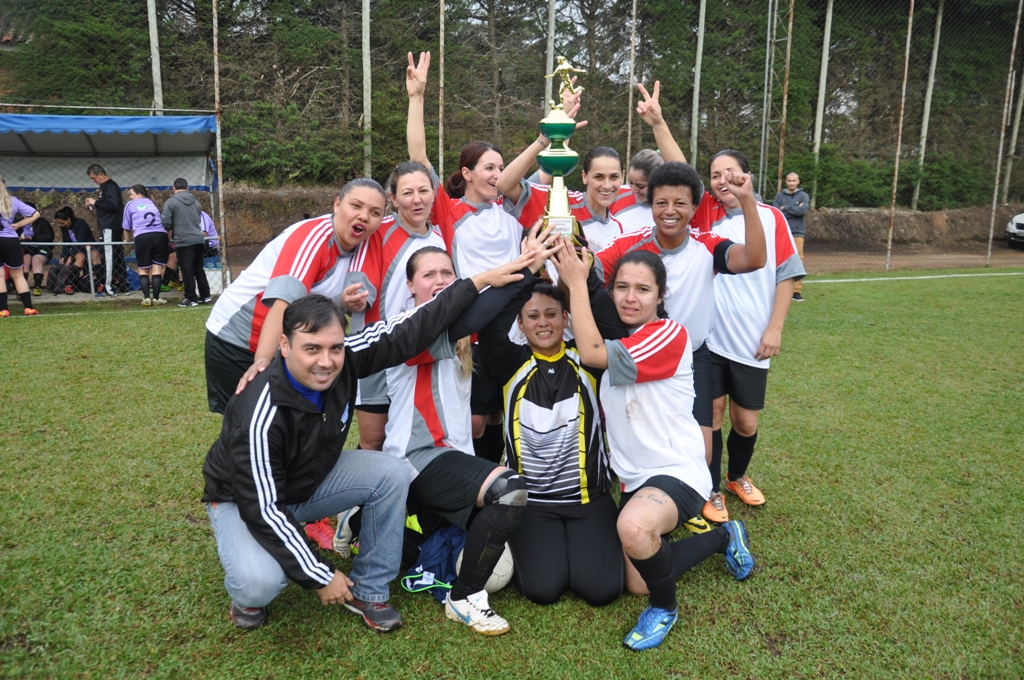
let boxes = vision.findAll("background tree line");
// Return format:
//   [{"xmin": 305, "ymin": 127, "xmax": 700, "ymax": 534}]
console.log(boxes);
[{"xmin": 0, "ymin": 0, "xmax": 1021, "ymax": 209}]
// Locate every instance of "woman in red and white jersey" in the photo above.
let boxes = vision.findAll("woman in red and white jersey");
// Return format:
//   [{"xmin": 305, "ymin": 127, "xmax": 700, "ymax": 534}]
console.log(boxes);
[
  {"xmin": 346, "ymin": 161, "xmax": 448, "ymax": 450},
  {"xmin": 688, "ymin": 150, "xmax": 806, "ymax": 523},
  {"xmin": 405, "ymin": 51, "xmax": 527, "ymax": 460},
  {"xmin": 553, "ymin": 243, "xmax": 756, "ymax": 651},
  {"xmin": 204, "ymin": 178, "xmax": 387, "ymax": 415}
]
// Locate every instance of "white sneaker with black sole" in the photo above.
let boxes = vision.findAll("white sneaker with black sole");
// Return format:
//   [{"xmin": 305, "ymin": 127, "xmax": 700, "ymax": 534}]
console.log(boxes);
[
  {"xmin": 445, "ymin": 589, "xmax": 510, "ymax": 636},
  {"xmin": 333, "ymin": 506, "xmax": 360, "ymax": 558},
  {"xmin": 178, "ymin": 299, "xmax": 199, "ymax": 308}
]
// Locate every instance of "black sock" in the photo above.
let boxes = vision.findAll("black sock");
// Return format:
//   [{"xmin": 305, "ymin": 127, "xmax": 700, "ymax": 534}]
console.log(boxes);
[
  {"xmin": 710, "ymin": 429, "xmax": 724, "ymax": 492},
  {"xmin": 139, "ymin": 275, "xmax": 151, "ymax": 300},
  {"xmin": 670, "ymin": 527, "xmax": 729, "ymax": 580},
  {"xmin": 94, "ymin": 264, "xmax": 106, "ymax": 291},
  {"xmin": 627, "ymin": 539, "xmax": 677, "ymax": 611},
  {"xmin": 402, "ymin": 528, "xmax": 426, "ymax": 569},
  {"xmin": 473, "ymin": 423, "xmax": 505, "ymax": 464},
  {"xmin": 151, "ymin": 274, "xmax": 162, "ymax": 299},
  {"xmin": 0, "ymin": 291, "xmax": 7, "ymax": 311},
  {"xmin": 18, "ymin": 291, "xmax": 32, "ymax": 310},
  {"xmin": 33, "ymin": 273, "xmax": 42, "ymax": 288},
  {"xmin": 727, "ymin": 430, "xmax": 758, "ymax": 482},
  {"xmin": 450, "ymin": 501, "xmax": 524, "ymax": 600}
]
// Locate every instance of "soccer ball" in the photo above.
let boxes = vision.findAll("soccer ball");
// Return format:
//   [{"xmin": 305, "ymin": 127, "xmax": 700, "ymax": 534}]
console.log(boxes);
[{"xmin": 456, "ymin": 542, "xmax": 515, "ymax": 593}]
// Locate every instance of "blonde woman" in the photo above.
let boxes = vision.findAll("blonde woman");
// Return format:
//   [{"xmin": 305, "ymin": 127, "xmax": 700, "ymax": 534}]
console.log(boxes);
[{"xmin": 0, "ymin": 176, "xmax": 41, "ymax": 316}]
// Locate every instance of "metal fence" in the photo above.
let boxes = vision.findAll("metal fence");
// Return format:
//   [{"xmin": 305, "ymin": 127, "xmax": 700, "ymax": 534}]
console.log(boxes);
[{"xmin": 2, "ymin": 0, "xmax": 1024, "ymax": 274}]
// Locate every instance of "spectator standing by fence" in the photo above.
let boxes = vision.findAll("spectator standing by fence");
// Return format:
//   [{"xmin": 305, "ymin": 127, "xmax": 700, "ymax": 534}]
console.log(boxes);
[
  {"xmin": 84, "ymin": 164, "xmax": 128, "ymax": 296},
  {"xmin": 772, "ymin": 173, "xmax": 808, "ymax": 302},
  {"xmin": 162, "ymin": 178, "xmax": 210, "ymax": 308}
]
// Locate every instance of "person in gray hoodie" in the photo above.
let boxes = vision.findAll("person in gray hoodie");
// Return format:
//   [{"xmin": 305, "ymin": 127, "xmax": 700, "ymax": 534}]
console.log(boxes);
[
  {"xmin": 162, "ymin": 178, "xmax": 210, "ymax": 307},
  {"xmin": 772, "ymin": 172, "xmax": 809, "ymax": 301}
]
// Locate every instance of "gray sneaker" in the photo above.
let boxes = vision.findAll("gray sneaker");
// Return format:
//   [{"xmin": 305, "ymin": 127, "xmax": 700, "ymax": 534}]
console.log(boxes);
[
  {"xmin": 229, "ymin": 601, "xmax": 267, "ymax": 630},
  {"xmin": 343, "ymin": 598, "xmax": 402, "ymax": 633}
]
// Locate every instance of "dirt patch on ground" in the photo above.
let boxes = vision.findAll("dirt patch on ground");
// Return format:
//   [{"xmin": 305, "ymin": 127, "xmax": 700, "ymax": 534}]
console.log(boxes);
[{"xmin": 807, "ymin": 204, "xmax": 1023, "ymax": 247}]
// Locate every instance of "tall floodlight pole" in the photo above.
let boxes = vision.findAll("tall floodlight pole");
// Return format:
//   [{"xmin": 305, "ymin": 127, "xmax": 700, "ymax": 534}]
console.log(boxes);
[
  {"xmin": 1003, "ymin": 64, "xmax": 1024, "ymax": 203},
  {"xmin": 776, "ymin": 0, "xmax": 795, "ymax": 195},
  {"xmin": 626, "ymin": 0, "xmax": 639, "ymax": 162},
  {"xmin": 758, "ymin": 0, "xmax": 778, "ymax": 197},
  {"xmin": 885, "ymin": 0, "xmax": 915, "ymax": 272},
  {"xmin": 147, "ymin": 0, "xmax": 164, "ymax": 114},
  {"xmin": 439, "ymin": 0, "xmax": 445, "ymax": 178},
  {"xmin": 545, "ymin": 0, "xmax": 556, "ymax": 115},
  {"xmin": 911, "ymin": 0, "xmax": 943, "ymax": 211},
  {"xmin": 690, "ymin": 0, "xmax": 707, "ymax": 165},
  {"xmin": 362, "ymin": 0, "xmax": 372, "ymax": 178},
  {"xmin": 988, "ymin": 0, "xmax": 1024, "ymax": 265},
  {"xmin": 810, "ymin": 0, "xmax": 833, "ymax": 210},
  {"xmin": 212, "ymin": 0, "xmax": 228, "ymax": 281}
]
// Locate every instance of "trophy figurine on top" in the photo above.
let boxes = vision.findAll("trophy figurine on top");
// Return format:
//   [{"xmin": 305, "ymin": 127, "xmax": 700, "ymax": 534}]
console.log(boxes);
[{"xmin": 539, "ymin": 57, "xmax": 586, "ymax": 242}]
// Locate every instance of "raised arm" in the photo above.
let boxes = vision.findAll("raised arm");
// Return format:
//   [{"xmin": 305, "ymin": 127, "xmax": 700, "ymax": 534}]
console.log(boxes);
[
  {"xmin": 497, "ymin": 137, "xmax": 546, "ymax": 204},
  {"xmin": 406, "ymin": 51, "xmax": 431, "ymax": 168},
  {"xmin": 636, "ymin": 81, "xmax": 685, "ymax": 164},
  {"xmin": 551, "ymin": 240, "xmax": 608, "ymax": 368},
  {"xmin": 719, "ymin": 171, "xmax": 767, "ymax": 274}
]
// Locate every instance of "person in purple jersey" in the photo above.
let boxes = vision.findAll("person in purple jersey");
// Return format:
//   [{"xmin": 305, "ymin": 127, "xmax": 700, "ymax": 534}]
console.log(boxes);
[
  {"xmin": 0, "ymin": 176, "xmax": 41, "ymax": 317},
  {"xmin": 123, "ymin": 185, "xmax": 170, "ymax": 306},
  {"xmin": 201, "ymin": 211, "xmax": 220, "ymax": 259}
]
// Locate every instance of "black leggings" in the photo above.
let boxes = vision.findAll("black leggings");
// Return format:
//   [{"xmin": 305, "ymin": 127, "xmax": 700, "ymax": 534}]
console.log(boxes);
[{"xmin": 507, "ymin": 493, "xmax": 623, "ymax": 607}]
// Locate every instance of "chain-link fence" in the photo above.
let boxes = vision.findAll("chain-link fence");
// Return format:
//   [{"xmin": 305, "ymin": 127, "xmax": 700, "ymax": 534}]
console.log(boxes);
[{"xmin": 2, "ymin": 0, "xmax": 1024, "ymax": 274}]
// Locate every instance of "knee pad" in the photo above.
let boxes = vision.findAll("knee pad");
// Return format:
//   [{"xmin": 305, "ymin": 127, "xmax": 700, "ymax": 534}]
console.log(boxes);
[{"xmin": 482, "ymin": 469, "xmax": 527, "ymax": 507}]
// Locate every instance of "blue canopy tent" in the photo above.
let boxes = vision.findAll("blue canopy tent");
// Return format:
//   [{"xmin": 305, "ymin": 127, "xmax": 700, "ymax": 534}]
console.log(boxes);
[{"xmin": 0, "ymin": 114, "xmax": 217, "ymax": 191}]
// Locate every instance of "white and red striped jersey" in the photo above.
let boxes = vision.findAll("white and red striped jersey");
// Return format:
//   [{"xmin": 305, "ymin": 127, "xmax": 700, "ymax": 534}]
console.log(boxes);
[
  {"xmin": 430, "ymin": 183, "xmax": 521, "ymax": 279},
  {"xmin": 609, "ymin": 186, "xmax": 654, "ymax": 235},
  {"xmin": 206, "ymin": 214, "xmax": 364, "ymax": 353},
  {"xmin": 593, "ymin": 227, "xmax": 733, "ymax": 349},
  {"xmin": 690, "ymin": 193, "xmax": 806, "ymax": 368},
  {"xmin": 601, "ymin": 318, "xmax": 710, "ymax": 497},
  {"xmin": 345, "ymin": 214, "xmax": 447, "ymax": 332},
  {"xmin": 384, "ymin": 333, "xmax": 473, "ymax": 475},
  {"xmin": 505, "ymin": 180, "xmax": 625, "ymax": 253}
]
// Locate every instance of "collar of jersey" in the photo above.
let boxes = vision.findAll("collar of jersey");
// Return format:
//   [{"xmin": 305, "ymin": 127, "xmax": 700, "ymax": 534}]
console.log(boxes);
[
  {"xmin": 393, "ymin": 213, "xmax": 434, "ymax": 238},
  {"xmin": 532, "ymin": 343, "xmax": 567, "ymax": 362},
  {"xmin": 459, "ymin": 196, "xmax": 491, "ymax": 212},
  {"xmin": 651, "ymin": 226, "xmax": 691, "ymax": 254},
  {"xmin": 582, "ymin": 195, "xmax": 611, "ymax": 224}
]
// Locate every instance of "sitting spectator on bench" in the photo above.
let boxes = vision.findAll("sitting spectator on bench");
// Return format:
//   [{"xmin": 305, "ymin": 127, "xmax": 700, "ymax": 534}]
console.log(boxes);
[
  {"xmin": 53, "ymin": 207, "xmax": 103, "ymax": 295},
  {"xmin": 18, "ymin": 202, "xmax": 54, "ymax": 295}
]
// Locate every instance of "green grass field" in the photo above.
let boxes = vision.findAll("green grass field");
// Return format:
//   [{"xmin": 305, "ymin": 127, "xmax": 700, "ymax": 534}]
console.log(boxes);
[{"xmin": 2, "ymin": 270, "xmax": 1022, "ymax": 679}]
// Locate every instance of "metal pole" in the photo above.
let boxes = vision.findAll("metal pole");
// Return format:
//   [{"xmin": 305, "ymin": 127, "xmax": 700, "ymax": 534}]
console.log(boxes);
[
  {"xmin": 776, "ymin": 0, "xmax": 795, "ymax": 196},
  {"xmin": 213, "ymin": 0, "xmax": 229, "ymax": 284},
  {"xmin": 1002, "ymin": 63, "xmax": 1024, "ymax": 203},
  {"xmin": 362, "ymin": 0, "xmax": 372, "ymax": 178},
  {"xmin": 911, "ymin": 0, "xmax": 943, "ymax": 211},
  {"xmin": 810, "ymin": 0, "xmax": 833, "ymax": 210},
  {"xmin": 690, "ymin": 0, "xmax": 707, "ymax": 165},
  {"xmin": 545, "ymin": 0, "xmax": 556, "ymax": 116},
  {"xmin": 885, "ymin": 0, "xmax": 915, "ymax": 272},
  {"xmin": 626, "ymin": 0, "xmax": 638, "ymax": 164},
  {"xmin": 439, "ymin": 0, "xmax": 445, "ymax": 178},
  {"xmin": 988, "ymin": 0, "xmax": 1024, "ymax": 265},
  {"xmin": 147, "ymin": 0, "xmax": 164, "ymax": 115},
  {"xmin": 758, "ymin": 0, "xmax": 778, "ymax": 198}
]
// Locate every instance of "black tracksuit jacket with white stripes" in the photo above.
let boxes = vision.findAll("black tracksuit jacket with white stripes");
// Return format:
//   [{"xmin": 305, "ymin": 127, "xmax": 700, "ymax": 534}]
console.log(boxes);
[{"xmin": 201, "ymin": 279, "xmax": 480, "ymax": 590}]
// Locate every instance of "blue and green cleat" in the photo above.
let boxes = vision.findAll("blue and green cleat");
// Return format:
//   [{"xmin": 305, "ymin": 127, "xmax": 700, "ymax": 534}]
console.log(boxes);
[
  {"xmin": 722, "ymin": 519, "xmax": 755, "ymax": 580},
  {"xmin": 623, "ymin": 605, "xmax": 678, "ymax": 651}
]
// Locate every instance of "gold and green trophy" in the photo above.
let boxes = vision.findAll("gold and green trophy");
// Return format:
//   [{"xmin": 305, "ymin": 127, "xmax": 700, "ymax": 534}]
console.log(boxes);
[{"xmin": 540, "ymin": 57, "xmax": 586, "ymax": 242}]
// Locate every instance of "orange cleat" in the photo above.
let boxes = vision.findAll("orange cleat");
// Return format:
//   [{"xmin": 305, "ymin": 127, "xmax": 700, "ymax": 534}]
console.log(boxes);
[
  {"xmin": 702, "ymin": 492, "xmax": 729, "ymax": 523},
  {"xmin": 304, "ymin": 517, "xmax": 335, "ymax": 550},
  {"xmin": 24, "ymin": 308, "xmax": 39, "ymax": 316},
  {"xmin": 725, "ymin": 475, "xmax": 766, "ymax": 506},
  {"xmin": 0, "ymin": 309, "xmax": 9, "ymax": 318}
]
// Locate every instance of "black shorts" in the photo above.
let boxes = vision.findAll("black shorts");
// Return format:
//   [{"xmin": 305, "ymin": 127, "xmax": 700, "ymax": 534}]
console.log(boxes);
[
  {"xmin": 470, "ymin": 343, "xmax": 503, "ymax": 416},
  {"xmin": 23, "ymin": 245, "xmax": 51, "ymax": 258},
  {"xmin": 408, "ymin": 450, "xmax": 499, "ymax": 531},
  {"xmin": 0, "ymin": 237, "xmax": 24, "ymax": 269},
  {"xmin": 205, "ymin": 331, "xmax": 257, "ymax": 414},
  {"xmin": 691, "ymin": 341, "xmax": 713, "ymax": 427},
  {"xmin": 619, "ymin": 474, "xmax": 706, "ymax": 532},
  {"xmin": 710, "ymin": 352, "xmax": 768, "ymax": 411},
  {"xmin": 134, "ymin": 232, "xmax": 170, "ymax": 268}
]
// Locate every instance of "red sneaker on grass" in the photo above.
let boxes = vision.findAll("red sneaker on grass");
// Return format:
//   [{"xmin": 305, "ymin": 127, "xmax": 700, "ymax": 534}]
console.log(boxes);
[{"xmin": 304, "ymin": 518, "xmax": 335, "ymax": 550}]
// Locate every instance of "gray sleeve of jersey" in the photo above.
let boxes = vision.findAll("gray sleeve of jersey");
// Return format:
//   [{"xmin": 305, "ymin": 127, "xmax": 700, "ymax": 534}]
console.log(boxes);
[
  {"xmin": 604, "ymin": 339, "xmax": 638, "ymax": 387},
  {"xmin": 776, "ymin": 252, "xmax": 806, "ymax": 283},
  {"xmin": 525, "ymin": 170, "xmax": 543, "ymax": 185},
  {"xmin": 344, "ymin": 270, "xmax": 377, "ymax": 312},
  {"xmin": 263, "ymin": 275, "xmax": 308, "ymax": 306},
  {"xmin": 592, "ymin": 256, "xmax": 606, "ymax": 283},
  {"xmin": 504, "ymin": 179, "xmax": 533, "ymax": 218},
  {"xmin": 426, "ymin": 331, "xmax": 455, "ymax": 360}
]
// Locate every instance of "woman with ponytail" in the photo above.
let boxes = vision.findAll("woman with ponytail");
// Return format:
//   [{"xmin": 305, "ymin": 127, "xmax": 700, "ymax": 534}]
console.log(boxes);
[{"xmin": 0, "ymin": 176, "xmax": 41, "ymax": 316}]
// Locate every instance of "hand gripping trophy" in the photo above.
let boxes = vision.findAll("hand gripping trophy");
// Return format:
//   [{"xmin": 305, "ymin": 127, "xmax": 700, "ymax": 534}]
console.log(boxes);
[{"xmin": 539, "ymin": 57, "xmax": 586, "ymax": 240}]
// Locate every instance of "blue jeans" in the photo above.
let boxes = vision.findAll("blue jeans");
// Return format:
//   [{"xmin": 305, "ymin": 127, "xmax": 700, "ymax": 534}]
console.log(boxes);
[{"xmin": 206, "ymin": 449, "xmax": 410, "ymax": 607}]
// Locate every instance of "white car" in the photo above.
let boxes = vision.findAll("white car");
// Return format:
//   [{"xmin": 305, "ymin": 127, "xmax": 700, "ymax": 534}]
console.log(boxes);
[{"xmin": 1007, "ymin": 213, "xmax": 1024, "ymax": 248}]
